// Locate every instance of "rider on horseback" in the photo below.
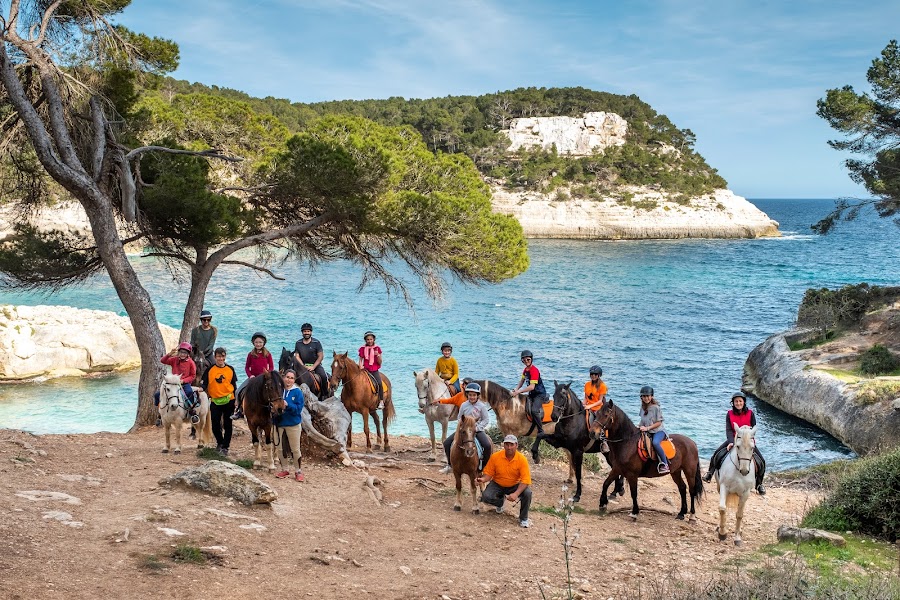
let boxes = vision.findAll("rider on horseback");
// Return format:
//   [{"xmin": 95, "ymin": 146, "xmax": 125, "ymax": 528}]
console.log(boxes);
[
  {"xmin": 584, "ymin": 365, "xmax": 610, "ymax": 453},
  {"xmin": 189, "ymin": 309, "xmax": 217, "ymax": 366},
  {"xmin": 440, "ymin": 382, "xmax": 493, "ymax": 474},
  {"xmin": 231, "ymin": 332, "xmax": 273, "ymax": 420},
  {"xmin": 154, "ymin": 342, "xmax": 198, "ymax": 426},
  {"xmin": 435, "ymin": 342, "xmax": 461, "ymax": 394},
  {"xmin": 638, "ymin": 385, "xmax": 670, "ymax": 474},
  {"xmin": 702, "ymin": 392, "xmax": 767, "ymax": 495},
  {"xmin": 358, "ymin": 331, "xmax": 384, "ymax": 409},
  {"xmin": 294, "ymin": 323, "xmax": 329, "ymax": 392},
  {"xmin": 510, "ymin": 350, "xmax": 549, "ymax": 438}
]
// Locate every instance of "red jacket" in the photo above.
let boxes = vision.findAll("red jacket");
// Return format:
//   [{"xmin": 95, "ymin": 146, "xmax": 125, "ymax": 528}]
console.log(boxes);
[{"xmin": 160, "ymin": 354, "xmax": 196, "ymax": 384}]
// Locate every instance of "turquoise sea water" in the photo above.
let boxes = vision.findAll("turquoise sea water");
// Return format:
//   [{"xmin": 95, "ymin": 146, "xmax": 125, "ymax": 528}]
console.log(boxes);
[{"xmin": 1, "ymin": 199, "xmax": 897, "ymax": 470}]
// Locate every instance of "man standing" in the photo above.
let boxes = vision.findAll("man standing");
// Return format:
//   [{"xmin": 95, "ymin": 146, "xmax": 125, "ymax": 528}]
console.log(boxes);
[
  {"xmin": 293, "ymin": 323, "xmax": 328, "ymax": 392},
  {"xmin": 477, "ymin": 435, "xmax": 534, "ymax": 528},
  {"xmin": 190, "ymin": 309, "xmax": 217, "ymax": 366}
]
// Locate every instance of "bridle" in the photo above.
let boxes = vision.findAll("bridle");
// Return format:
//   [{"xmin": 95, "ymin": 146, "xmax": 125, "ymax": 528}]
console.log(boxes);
[
  {"xmin": 418, "ymin": 373, "xmax": 450, "ymax": 409},
  {"xmin": 161, "ymin": 382, "xmax": 186, "ymax": 413},
  {"xmin": 729, "ymin": 432, "xmax": 755, "ymax": 474}
]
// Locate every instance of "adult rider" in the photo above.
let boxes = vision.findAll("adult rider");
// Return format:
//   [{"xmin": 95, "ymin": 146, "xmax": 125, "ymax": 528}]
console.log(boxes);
[
  {"xmin": 703, "ymin": 392, "xmax": 767, "ymax": 495},
  {"xmin": 510, "ymin": 350, "xmax": 549, "ymax": 438},
  {"xmin": 293, "ymin": 323, "xmax": 328, "ymax": 392}
]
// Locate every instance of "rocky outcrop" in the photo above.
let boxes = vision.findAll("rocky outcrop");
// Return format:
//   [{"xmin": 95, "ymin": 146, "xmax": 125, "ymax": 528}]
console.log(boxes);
[
  {"xmin": 491, "ymin": 187, "xmax": 779, "ymax": 239},
  {"xmin": 743, "ymin": 331, "xmax": 900, "ymax": 456},
  {"xmin": 504, "ymin": 112, "xmax": 628, "ymax": 155},
  {"xmin": 776, "ymin": 525, "xmax": 846, "ymax": 547},
  {"xmin": 159, "ymin": 461, "xmax": 277, "ymax": 505},
  {"xmin": 0, "ymin": 304, "xmax": 180, "ymax": 380}
]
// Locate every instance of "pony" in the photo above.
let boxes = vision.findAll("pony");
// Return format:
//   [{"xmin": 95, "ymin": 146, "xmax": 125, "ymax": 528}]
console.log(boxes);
[
  {"xmin": 158, "ymin": 374, "xmax": 212, "ymax": 454},
  {"xmin": 714, "ymin": 424, "xmax": 757, "ymax": 546},
  {"xmin": 329, "ymin": 351, "xmax": 395, "ymax": 453},
  {"xmin": 414, "ymin": 369, "xmax": 458, "ymax": 461},
  {"xmin": 534, "ymin": 381, "xmax": 624, "ymax": 503},
  {"xmin": 238, "ymin": 371, "xmax": 287, "ymax": 471},
  {"xmin": 278, "ymin": 347, "xmax": 333, "ymax": 399},
  {"xmin": 589, "ymin": 399, "xmax": 703, "ymax": 521},
  {"xmin": 450, "ymin": 414, "xmax": 484, "ymax": 514}
]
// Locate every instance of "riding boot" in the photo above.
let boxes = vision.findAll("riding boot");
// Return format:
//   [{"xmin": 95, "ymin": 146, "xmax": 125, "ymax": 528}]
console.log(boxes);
[{"xmin": 376, "ymin": 381, "xmax": 385, "ymax": 410}]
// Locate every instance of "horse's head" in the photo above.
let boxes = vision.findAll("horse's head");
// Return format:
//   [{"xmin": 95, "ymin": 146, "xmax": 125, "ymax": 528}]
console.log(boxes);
[
  {"xmin": 191, "ymin": 350, "xmax": 207, "ymax": 383},
  {"xmin": 278, "ymin": 347, "xmax": 293, "ymax": 374},
  {"xmin": 456, "ymin": 414, "xmax": 477, "ymax": 457},
  {"xmin": 589, "ymin": 399, "xmax": 616, "ymax": 440},
  {"xmin": 414, "ymin": 370, "xmax": 429, "ymax": 411},
  {"xmin": 733, "ymin": 424, "xmax": 757, "ymax": 476},
  {"xmin": 330, "ymin": 351, "xmax": 351, "ymax": 391},
  {"xmin": 553, "ymin": 380, "xmax": 576, "ymax": 409},
  {"xmin": 263, "ymin": 371, "xmax": 287, "ymax": 417},
  {"xmin": 160, "ymin": 374, "xmax": 184, "ymax": 411}
]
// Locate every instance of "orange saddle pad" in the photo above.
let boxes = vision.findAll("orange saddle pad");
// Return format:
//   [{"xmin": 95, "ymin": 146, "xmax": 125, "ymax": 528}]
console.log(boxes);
[
  {"xmin": 524, "ymin": 398, "xmax": 555, "ymax": 423},
  {"xmin": 637, "ymin": 434, "xmax": 676, "ymax": 461}
]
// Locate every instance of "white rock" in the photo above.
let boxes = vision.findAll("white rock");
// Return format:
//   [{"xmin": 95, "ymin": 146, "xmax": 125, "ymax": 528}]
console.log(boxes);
[
  {"xmin": 42, "ymin": 510, "xmax": 83, "ymax": 527},
  {"xmin": 0, "ymin": 304, "xmax": 179, "ymax": 380},
  {"xmin": 15, "ymin": 490, "xmax": 82, "ymax": 505},
  {"xmin": 398, "ymin": 565, "xmax": 412, "ymax": 576},
  {"xmin": 505, "ymin": 112, "xmax": 628, "ymax": 155},
  {"xmin": 239, "ymin": 523, "xmax": 267, "ymax": 533},
  {"xmin": 157, "ymin": 527, "xmax": 186, "ymax": 537}
]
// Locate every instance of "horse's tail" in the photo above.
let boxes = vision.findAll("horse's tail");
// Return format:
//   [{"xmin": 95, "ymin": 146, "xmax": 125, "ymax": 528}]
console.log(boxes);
[
  {"xmin": 384, "ymin": 397, "xmax": 396, "ymax": 425},
  {"xmin": 692, "ymin": 462, "xmax": 704, "ymax": 506}
]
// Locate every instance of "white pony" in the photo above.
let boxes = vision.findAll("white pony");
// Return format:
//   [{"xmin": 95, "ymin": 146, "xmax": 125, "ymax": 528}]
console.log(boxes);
[
  {"xmin": 158, "ymin": 374, "xmax": 212, "ymax": 454},
  {"xmin": 715, "ymin": 424, "xmax": 757, "ymax": 546},
  {"xmin": 414, "ymin": 369, "xmax": 458, "ymax": 462}
]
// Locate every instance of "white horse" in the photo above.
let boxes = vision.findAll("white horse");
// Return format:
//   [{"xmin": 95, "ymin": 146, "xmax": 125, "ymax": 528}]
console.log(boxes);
[
  {"xmin": 158, "ymin": 374, "xmax": 212, "ymax": 454},
  {"xmin": 414, "ymin": 369, "xmax": 458, "ymax": 462},
  {"xmin": 715, "ymin": 424, "xmax": 757, "ymax": 546}
]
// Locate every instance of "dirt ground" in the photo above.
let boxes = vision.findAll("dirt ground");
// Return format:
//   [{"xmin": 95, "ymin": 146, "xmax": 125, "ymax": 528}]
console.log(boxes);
[{"xmin": 0, "ymin": 426, "xmax": 821, "ymax": 599}]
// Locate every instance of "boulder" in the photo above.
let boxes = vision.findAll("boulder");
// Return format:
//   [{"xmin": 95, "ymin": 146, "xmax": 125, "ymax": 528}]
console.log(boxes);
[
  {"xmin": 0, "ymin": 304, "xmax": 180, "ymax": 380},
  {"xmin": 159, "ymin": 460, "xmax": 277, "ymax": 505},
  {"xmin": 776, "ymin": 525, "xmax": 846, "ymax": 547}
]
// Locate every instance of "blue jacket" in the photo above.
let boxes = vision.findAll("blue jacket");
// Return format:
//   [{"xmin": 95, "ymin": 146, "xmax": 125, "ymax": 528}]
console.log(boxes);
[{"xmin": 273, "ymin": 385, "xmax": 304, "ymax": 428}]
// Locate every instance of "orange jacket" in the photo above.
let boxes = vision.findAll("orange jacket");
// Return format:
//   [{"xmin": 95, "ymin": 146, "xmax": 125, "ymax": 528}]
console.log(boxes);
[
  {"xmin": 439, "ymin": 390, "xmax": 467, "ymax": 408},
  {"xmin": 583, "ymin": 380, "xmax": 608, "ymax": 411}
]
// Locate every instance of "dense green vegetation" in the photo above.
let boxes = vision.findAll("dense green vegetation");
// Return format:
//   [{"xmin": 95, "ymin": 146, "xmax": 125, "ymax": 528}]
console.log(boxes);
[
  {"xmin": 147, "ymin": 81, "xmax": 727, "ymax": 198},
  {"xmin": 859, "ymin": 344, "xmax": 900, "ymax": 375},
  {"xmin": 796, "ymin": 283, "xmax": 900, "ymax": 341}
]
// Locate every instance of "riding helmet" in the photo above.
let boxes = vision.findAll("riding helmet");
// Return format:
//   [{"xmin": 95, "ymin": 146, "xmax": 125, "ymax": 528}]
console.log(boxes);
[
  {"xmin": 441, "ymin": 342, "xmax": 452, "ymax": 350},
  {"xmin": 520, "ymin": 350, "xmax": 533, "ymax": 359},
  {"xmin": 589, "ymin": 365, "xmax": 603, "ymax": 376},
  {"xmin": 363, "ymin": 331, "xmax": 376, "ymax": 340},
  {"xmin": 199, "ymin": 309, "xmax": 212, "ymax": 319},
  {"xmin": 461, "ymin": 377, "xmax": 474, "ymax": 387},
  {"xmin": 639, "ymin": 385, "xmax": 654, "ymax": 397},
  {"xmin": 251, "ymin": 332, "xmax": 267, "ymax": 344},
  {"xmin": 464, "ymin": 382, "xmax": 482, "ymax": 394},
  {"xmin": 731, "ymin": 391, "xmax": 747, "ymax": 402},
  {"xmin": 301, "ymin": 323, "xmax": 313, "ymax": 331},
  {"xmin": 177, "ymin": 342, "xmax": 193, "ymax": 353}
]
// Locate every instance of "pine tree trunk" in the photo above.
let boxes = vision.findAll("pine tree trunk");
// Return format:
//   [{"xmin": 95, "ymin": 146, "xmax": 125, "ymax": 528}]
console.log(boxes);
[{"xmin": 179, "ymin": 248, "xmax": 209, "ymax": 341}]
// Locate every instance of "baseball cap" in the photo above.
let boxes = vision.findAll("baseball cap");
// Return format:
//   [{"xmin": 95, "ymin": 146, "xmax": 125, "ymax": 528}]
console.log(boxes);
[{"xmin": 502, "ymin": 435, "xmax": 518, "ymax": 444}]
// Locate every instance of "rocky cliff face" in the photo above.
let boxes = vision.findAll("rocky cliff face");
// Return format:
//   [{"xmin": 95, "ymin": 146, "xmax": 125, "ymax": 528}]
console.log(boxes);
[
  {"xmin": 491, "ymin": 187, "xmax": 779, "ymax": 239},
  {"xmin": 504, "ymin": 112, "xmax": 628, "ymax": 155},
  {"xmin": 0, "ymin": 305, "xmax": 180, "ymax": 380},
  {"xmin": 743, "ymin": 331, "xmax": 900, "ymax": 456}
]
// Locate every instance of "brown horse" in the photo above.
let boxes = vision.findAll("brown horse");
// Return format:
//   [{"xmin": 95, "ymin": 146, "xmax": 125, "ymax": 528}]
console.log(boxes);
[
  {"xmin": 450, "ymin": 414, "xmax": 484, "ymax": 513},
  {"xmin": 329, "ymin": 351, "xmax": 395, "ymax": 453},
  {"xmin": 589, "ymin": 399, "xmax": 703, "ymax": 521},
  {"xmin": 238, "ymin": 371, "xmax": 286, "ymax": 471}
]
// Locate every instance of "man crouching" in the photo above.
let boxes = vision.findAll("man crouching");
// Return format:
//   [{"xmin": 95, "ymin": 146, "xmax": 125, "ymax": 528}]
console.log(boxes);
[{"xmin": 476, "ymin": 434, "xmax": 534, "ymax": 528}]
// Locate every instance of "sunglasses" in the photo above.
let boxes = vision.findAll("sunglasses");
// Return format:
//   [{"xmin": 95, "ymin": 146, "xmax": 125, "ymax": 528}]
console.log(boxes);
[{"xmin": 201, "ymin": 318, "xmax": 211, "ymax": 321}]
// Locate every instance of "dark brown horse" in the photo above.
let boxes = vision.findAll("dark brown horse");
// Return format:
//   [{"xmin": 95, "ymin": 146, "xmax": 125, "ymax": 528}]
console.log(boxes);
[
  {"xmin": 329, "ymin": 351, "xmax": 395, "ymax": 453},
  {"xmin": 278, "ymin": 347, "xmax": 333, "ymax": 399},
  {"xmin": 450, "ymin": 414, "xmax": 483, "ymax": 514},
  {"xmin": 589, "ymin": 399, "xmax": 703, "ymax": 521},
  {"xmin": 238, "ymin": 371, "xmax": 286, "ymax": 471}
]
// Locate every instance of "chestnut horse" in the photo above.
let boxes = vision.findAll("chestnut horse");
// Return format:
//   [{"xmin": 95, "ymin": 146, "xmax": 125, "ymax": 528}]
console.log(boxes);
[
  {"xmin": 589, "ymin": 399, "xmax": 703, "ymax": 521},
  {"xmin": 450, "ymin": 414, "xmax": 483, "ymax": 514},
  {"xmin": 329, "ymin": 351, "xmax": 395, "ymax": 453},
  {"xmin": 238, "ymin": 371, "xmax": 286, "ymax": 471}
]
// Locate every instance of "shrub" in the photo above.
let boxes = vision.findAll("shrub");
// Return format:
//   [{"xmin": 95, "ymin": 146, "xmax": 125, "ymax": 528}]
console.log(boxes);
[
  {"xmin": 802, "ymin": 447, "xmax": 900, "ymax": 541},
  {"xmin": 859, "ymin": 345, "xmax": 900, "ymax": 376}
]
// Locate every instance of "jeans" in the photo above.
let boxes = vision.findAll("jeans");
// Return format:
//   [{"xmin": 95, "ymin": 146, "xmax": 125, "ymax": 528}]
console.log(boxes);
[
  {"xmin": 154, "ymin": 383, "xmax": 195, "ymax": 407},
  {"xmin": 210, "ymin": 400, "xmax": 235, "ymax": 449},
  {"xmin": 443, "ymin": 430, "xmax": 493, "ymax": 469},
  {"xmin": 482, "ymin": 482, "xmax": 532, "ymax": 521},
  {"xmin": 652, "ymin": 431, "xmax": 669, "ymax": 466}
]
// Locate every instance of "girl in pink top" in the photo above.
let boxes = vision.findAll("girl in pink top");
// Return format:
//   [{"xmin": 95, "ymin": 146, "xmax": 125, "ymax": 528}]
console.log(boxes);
[
  {"xmin": 232, "ymin": 332, "xmax": 273, "ymax": 420},
  {"xmin": 358, "ymin": 331, "xmax": 384, "ymax": 409}
]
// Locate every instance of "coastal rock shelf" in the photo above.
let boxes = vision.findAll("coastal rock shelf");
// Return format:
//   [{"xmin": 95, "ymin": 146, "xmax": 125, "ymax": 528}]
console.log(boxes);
[
  {"xmin": 491, "ymin": 187, "xmax": 779, "ymax": 239},
  {"xmin": 742, "ymin": 331, "xmax": 900, "ymax": 456},
  {"xmin": 0, "ymin": 305, "xmax": 180, "ymax": 380}
]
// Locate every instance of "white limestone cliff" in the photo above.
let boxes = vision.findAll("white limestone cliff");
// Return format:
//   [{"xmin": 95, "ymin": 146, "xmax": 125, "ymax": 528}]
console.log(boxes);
[
  {"xmin": 504, "ymin": 112, "xmax": 628, "ymax": 155},
  {"xmin": 0, "ymin": 305, "xmax": 180, "ymax": 380}
]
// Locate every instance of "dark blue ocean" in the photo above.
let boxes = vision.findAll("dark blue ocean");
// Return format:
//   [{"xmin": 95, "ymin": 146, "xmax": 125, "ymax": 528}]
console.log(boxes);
[{"xmin": 1, "ymin": 199, "xmax": 897, "ymax": 470}]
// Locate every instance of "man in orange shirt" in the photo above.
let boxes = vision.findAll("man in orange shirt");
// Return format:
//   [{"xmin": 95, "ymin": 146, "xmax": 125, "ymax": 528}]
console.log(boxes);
[{"xmin": 476, "ymin": 435, "xmax": 534, "ymax": 528}]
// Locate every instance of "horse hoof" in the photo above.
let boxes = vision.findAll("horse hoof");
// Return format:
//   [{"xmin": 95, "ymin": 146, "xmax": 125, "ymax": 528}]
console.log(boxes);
[
  {"xmin": 734, "ymin": 540, "xmax": 743, "ymax": 547},
  {"xmin": 472, "ymin": 509, "xmax": 480, "ymax": 515},
  {"xmin": 572, "ymin": 495, "xmax": 581, "ymax": 503},
  {"xmin": 383, "ymin": 445, "xmax": 391, "ymax": 453},
  {"xmin": 373, "ymin": 445, "xmax": 382, "ymax": 452},
  {"xmin": 365, "ymin": 448, "xmax": 373, "ymax": 454},
  {"xmin": 676, "ymin": 513, "xmax": 685, "ymax": 521},
  {"xmin": 173, "ymin": 449, "xmax": 181, "ymax": 455},
  {"xmin": 196, "ymin": 444, "xmax": 203, "ymax": 449},
  {"xmin": 161, "ymin": 449, "xmax": 168, "ymax": 454},
  {"xmin": 689, "ymin": 515, "xmax": 698, "ymax": 523},
  {"xmin": 718, "ymin": 534, "xmax": 727, "ymax": 542},
  {"xmin": 629, "ymin": 513, "xmax": 638, "ymax": 521},
  {"xmin": 453, "ymin": 506, "xmax": 461, "ymax": 512},
  {"xmin": 427, "ymin": 456, "xmax": 436, "ymax": 462}
]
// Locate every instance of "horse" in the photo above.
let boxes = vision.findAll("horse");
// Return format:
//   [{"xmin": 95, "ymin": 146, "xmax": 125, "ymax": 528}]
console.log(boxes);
[
  {"xmin": 589, "ymin": 399, "xmax": 703, "ymax": 521},
  {"xmin": 414, "ymin": 369, "xmax": 458, "ymax": 462},
  {"xmin": 278, "ymin": 347, "xmax": 333, "ymax": 399},
  {"xmin": 158, "ymin": 374, "xmax": 212, "ymax": 454},
  {"xmin": 329, "ymin": 351, "xmax": 395, "ymax": 453},
  {"xmin": 450, "ymin": 414, "xmax": 483, "ymax": 514},
  {"xmin": 534, "ymin": 381, "xmax": 625, "ymax": 503},
  {"xmin": 192, "ymin": 348, "xmax": 209, "ymax": 384},
  {"xmin": 238, "ymin": 371, "xmax": 287, "ymax": 471},
  {"xmin": 714, "ymin": 425, "xmax": 757, "ymax": 546}
]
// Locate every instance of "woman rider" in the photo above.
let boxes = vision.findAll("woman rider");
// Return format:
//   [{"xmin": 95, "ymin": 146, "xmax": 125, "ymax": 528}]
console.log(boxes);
[
  {"xmin": 703, "ymin": 392, "xmax": 767, "ymax": 495},
  {"xmin": 440, "ymin": 382, "xmax": 493, "ymax": 474},
  {"xmin": 510, "ymin": 350, "xmax": 549, "ymax": 438},
  {"xmin": 638, "ymin": 385, "xmax": 669, "ymax": 474}
]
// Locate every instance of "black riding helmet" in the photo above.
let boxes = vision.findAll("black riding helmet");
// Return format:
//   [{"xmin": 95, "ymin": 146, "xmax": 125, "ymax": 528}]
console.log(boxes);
[
  {"xmin": 251, "ymin": 332, "xmax": 267, "ymax": 344},
  {"xmin": 441, "ymin": 342, "xmax": 452, "ymax": 350},
  {"xmin": 521, "ymin": 350, "xmax": 533, "ymax": 359},
  {"xmin": 589, "ymin": 365, "xmax": 603, "ymax": 376},
  {"xmin": 639, "ymin": 385, "xmax": 654, "ymax": 397},
  {"xmin": 465, "ymin": 382, "xmax": 482, "ymax": 394},
  {"xmin": 731, "ymin": 391, "xmax": 747, "ymax": 404}
]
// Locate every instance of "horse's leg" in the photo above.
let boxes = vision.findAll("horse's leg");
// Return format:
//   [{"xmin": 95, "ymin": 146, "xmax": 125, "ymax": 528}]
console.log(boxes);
[
  {"xmin": 370, "ymin": 409, "xmax": 382, "ymax": 451},
  {"xmin": 718, "ymin": 484, "xmax": 728, "ymax": 542},
  {"xmin": 470, "ymin": 473, "xmax": 480, "ymax": 514},
  {"xmin": 598, "ymin": 471, "xmax": 616, "ymax": 512},
  {"xmin": 628, "ymin": 476, "xmax": 640, "ymax": 520},
  {"xmin": 264, "ymin": 425, "xmax": 275, "ymax": 471},
  {"xmin": 672, "ymin": 469, "xmax": 688, "ymax": 520},
  {"xmin": 347, "ymin": 419, "xmax": 353, "ymax": 449},
  {"xmin": 531, "ymin": 435, "xmax": 541, "ymax": 464},
  {"xmin": 571, "ymin": 449, "xmax": 584, "ymax": 503},
  {"xmin": 426, "ymin": 415, "xmax": 437, "ymax": 462},
  {"xmin": 734, "ymin": 493, "xmax": 748, "ymax": 546},
  {"xmin": 382, "ymin": 399, "xmax": 390, "ymax": 453},
  {"xmin": 252, "ymin": 429, "xmax": 261, "ymax": 469},
  {"xmin": 361, "ymin": 408, "xmax": 372, "ymax": 453},
  {"xmin": 453, "ymin": 471, "xmax": 462, "ymax": 511},
  {"xmin": 173, "ymin": 417, "xmax": 183, "ymax": 455},
  {"xmin": 162, "ymin": 420, "xmax": 170, "ymax": 453}
]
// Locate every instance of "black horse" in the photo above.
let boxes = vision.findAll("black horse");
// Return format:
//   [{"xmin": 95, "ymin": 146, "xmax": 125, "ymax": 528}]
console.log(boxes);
[
  {"xmin": 535, "ymin": 381, "xmax": 624, "ymax": 502},
  {"xmin": 278, "ymin": 347, "xmax": 333, "ymax": 399}
]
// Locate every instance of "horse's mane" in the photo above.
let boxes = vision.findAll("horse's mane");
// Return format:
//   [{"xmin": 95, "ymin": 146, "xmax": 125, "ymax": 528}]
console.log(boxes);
[
  {"xmin": 476, "ymin": 379, "xmax": 513, "ymax": 409},
  {"xmin": 243, "ymin": 371, "xmax": 284, "ymax": 401},
  {"xmin": 609, "ymin": 401, "xmax": 638, "ymax": 433}
]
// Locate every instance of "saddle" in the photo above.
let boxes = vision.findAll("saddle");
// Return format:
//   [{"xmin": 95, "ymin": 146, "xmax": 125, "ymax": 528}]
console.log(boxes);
[
  {"xmin": 637, "ymin": 432, "xmax": 676, "ymax": 462},
  {"xmin": 364, "ymin": 371, "xmax": 389, "ymax": 395},
  {"xmin": 524, "ymin": 398, "xmax": 556, "ymax": 424}
]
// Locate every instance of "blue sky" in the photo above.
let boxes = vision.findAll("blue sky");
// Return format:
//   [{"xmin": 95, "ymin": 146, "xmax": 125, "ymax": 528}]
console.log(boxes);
[{"xmin": 116, "ymin": 0, "xmax": 899, "ymax": 199}]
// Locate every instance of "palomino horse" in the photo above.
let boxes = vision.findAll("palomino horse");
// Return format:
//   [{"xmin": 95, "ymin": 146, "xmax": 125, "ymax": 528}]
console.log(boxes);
[
  {"xmin": 589, "ymin": 399, "xmax": 703, "ymax": 521},
  {"xmin": 238, "ymin": 371, "xmax": 286, "ymax": 471},
  {"xmin": 414, "ymin": 369, "xmax": 458, "ymax": 461},
  {"xmin": 715, "ymin": 425, "xmax": 757, "ymax": 546},
  {"xmin": 330, "ymin": 351, "xmax": 395, "ymax": 453},
  {"xmin": 278, "ymin": 347, "xmax": 333, "ymax": 399},
  {"xmin": 158, "ymin": 374, "xmax": 212, "ymax": 454},
  {"xmin": 450, "ymin": 414, "xmax": 483, "ymax": 514}
]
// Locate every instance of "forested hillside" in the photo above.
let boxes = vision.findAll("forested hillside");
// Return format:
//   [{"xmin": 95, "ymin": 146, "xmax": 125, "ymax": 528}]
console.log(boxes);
[{"xmin": 151, "ymin": 80, "xmax": 727, "ymax": 198}]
